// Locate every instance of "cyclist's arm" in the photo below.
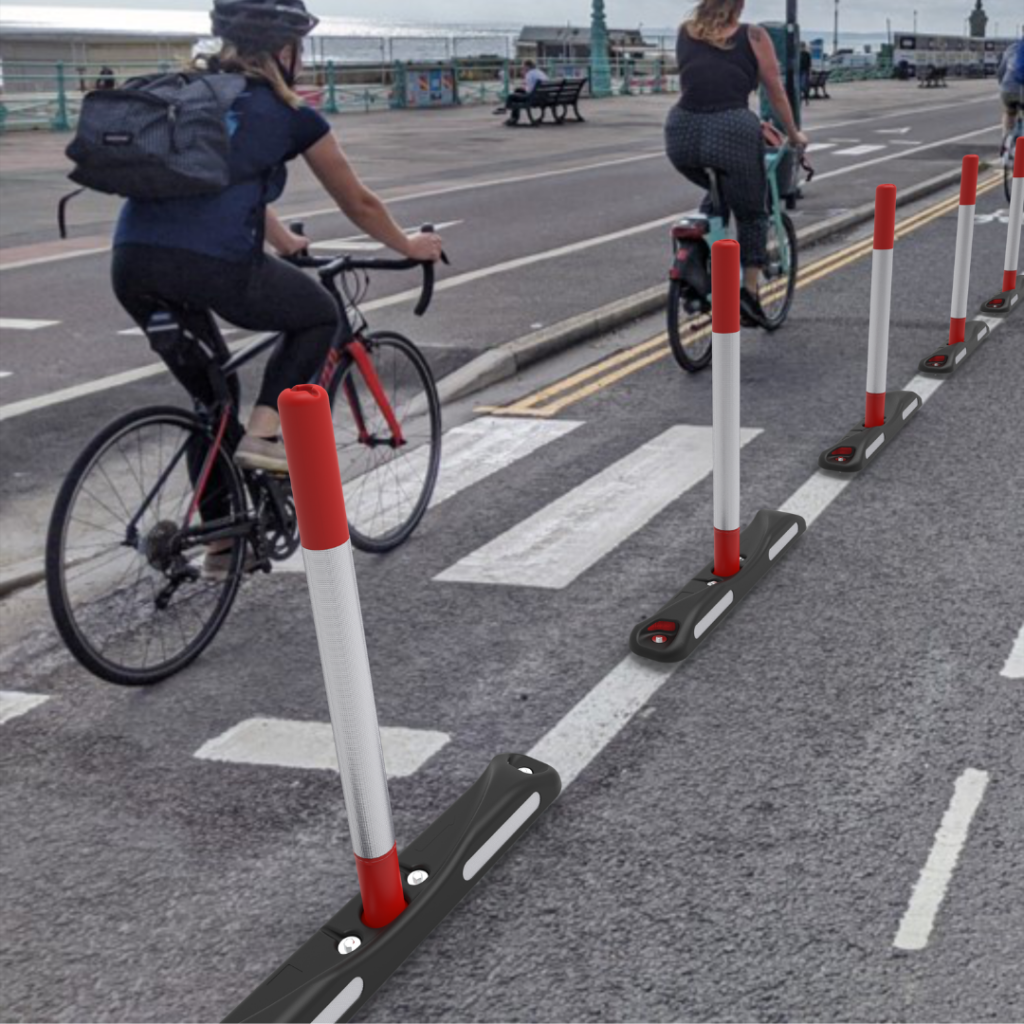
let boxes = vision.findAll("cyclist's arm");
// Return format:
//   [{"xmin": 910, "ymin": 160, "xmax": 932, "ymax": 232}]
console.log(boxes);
[
  {"xmin": 265, "ymin": 207, "xmax": 308, "ymax": 257},
  {"xmin": 302, "ymin": 134, "xmax": 442, "ymax": 262},
  {"xmin": 749, "ymin": 24, "xmax": 805, "ymax": 146}
]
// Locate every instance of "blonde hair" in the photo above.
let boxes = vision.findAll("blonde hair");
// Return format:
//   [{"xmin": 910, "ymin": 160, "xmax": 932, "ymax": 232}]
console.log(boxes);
[
  {"xmin": 194, "ymin": 44, "xmax": 302, "ymax": 108},
  {"xmin": 683, "ymin": 0, "xmax": 745, "ymax": 48}
]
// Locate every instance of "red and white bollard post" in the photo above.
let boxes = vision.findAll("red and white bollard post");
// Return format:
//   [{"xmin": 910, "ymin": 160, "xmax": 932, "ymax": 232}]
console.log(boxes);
[
  {"xmin": 980, "ymin": 136, "xmax": 1023, "ymax": 315},
  {"xmin": 820, "ymin": 185, "xmax": 921, "ymax": 472},
  {"xmin": 920, "ymin": 155, "xmax": 994, "ymax": 374},
  {"xmin": 225, "ymin": 384, "xmax": 560, "ymax": 1024},
  {"xmin": 630, "ymin": 240, "xmax": 805, "ymax": 664}
]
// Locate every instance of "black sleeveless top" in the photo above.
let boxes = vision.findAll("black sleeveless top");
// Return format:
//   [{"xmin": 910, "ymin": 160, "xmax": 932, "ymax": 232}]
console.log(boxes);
[{"xmin": 676, "ymin": 24, "xmax": 759, "ymax": 112}]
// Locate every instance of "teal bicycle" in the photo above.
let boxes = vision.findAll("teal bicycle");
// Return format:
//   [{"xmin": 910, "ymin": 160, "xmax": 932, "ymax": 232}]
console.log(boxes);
[{"xmin": 667, "ymin": 141, "xmax": 812, "ymax": 372}]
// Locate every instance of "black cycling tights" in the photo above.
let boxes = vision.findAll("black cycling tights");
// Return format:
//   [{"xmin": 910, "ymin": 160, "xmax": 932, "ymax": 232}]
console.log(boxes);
[{"xmin": 112, "ymin": 245, "xmax": 345, "ymax": 412}]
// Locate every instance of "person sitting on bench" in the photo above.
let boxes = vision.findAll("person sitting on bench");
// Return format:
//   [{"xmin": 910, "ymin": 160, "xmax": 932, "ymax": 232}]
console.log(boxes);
[{"xmin": 503, "ymin": 60, "xmax": 550, "ymax": 125}]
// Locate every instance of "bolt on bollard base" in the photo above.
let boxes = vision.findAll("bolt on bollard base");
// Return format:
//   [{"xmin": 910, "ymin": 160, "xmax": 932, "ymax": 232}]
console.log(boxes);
[
  {"xmin": 630, "ymin": 508, "xmax": 805, "ymax": 663},
  {"xmin": 919, "ymin": 319, "xmax": 992, "ymax": 375},
  {"xmin": 226, "ymin": 383, "xmax": 561, "ymax": 1024},
  {"xmin": 818, "ymin": 390, "xmax": 921, "ymax": 472},
  {"xmin": 224, "ymin": 753, "xmax": 560, "ymax": 1024}
]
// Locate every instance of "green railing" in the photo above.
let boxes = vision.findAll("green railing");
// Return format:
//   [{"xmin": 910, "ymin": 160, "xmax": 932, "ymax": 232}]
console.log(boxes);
[{"xmin": 0, "ymin": 56, "xmax": 685, "ymax": 132}]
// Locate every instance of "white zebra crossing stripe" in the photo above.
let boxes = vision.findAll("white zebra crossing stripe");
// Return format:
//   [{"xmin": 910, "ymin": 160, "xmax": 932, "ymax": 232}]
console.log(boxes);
[
  {"xmin": 194, "ymin": 718, "xmax": 450, "ymax": 776},
  {"xmin": 0, "ymin": 691, "xmax": 50, "ymax": 724},
  {"xmin": 0, "ymin": 319, "xmax": 60, "ymax": 331},
  {"xmin": 277, "ymin": 416, "xmax": 582, "ymax": 572},
  {"xmin": 435, "ymin": 425, "xmax": 762, "ymax": 590},
  {"xmin": 834, "ymin": 144, "xmax": 887, "ymax": 157},
  {"xmin": 806, "ymin": 143, "xmax": 837, "ymax": 153}
]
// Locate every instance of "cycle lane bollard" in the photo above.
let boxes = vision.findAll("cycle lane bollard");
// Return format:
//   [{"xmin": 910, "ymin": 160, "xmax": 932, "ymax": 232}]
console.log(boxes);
[
  {"xmin": 980, "ymin": 136, "xmax": 1023, "ymax": 316},
  {"xmin": 819, "ymin": 184, "xmax": 922, "ymax": 472},
  {"xmin": 224, "ymin": 383, "xmax": 560, "ymax": 1024},
  {"xmin": 919, "ymin": 155, "xmax": 994, "ymax": 375},
  {"xmin": 629, "ymin": 240, "xmax": 806, "ymax": 664}
]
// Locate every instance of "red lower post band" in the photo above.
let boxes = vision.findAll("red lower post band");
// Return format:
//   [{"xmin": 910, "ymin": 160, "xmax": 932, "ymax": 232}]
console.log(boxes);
[
  {"xmin": 713, "ymin": 528, "xmax": 741, "ymax": 578},
  {"xmin": 948, "ymin": 317, "xmax": 966, "ymax": 345},
  {"xmin": 1003, "ymin": 270, "xmax": 1018, "ymax": 293},
  {"xmin": 355, "ymin": 844, "xmax": 407, "ymax": 929},
  {"xmin": 865, "ymin": 391, "xmax": 886, "ymax": 429}
]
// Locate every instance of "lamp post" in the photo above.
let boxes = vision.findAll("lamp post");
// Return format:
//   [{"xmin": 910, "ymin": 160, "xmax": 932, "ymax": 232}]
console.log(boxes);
[
  {"xmin": 913, "ymin": 9, "xmax": 918, "ymax": 33},
  {"xmin": 590, "ymin": 0, "xmax": 612, "ymax": 97},
  {"xmin": 833, "ymin": 0, "xmax": 839, "ymax": 55}
]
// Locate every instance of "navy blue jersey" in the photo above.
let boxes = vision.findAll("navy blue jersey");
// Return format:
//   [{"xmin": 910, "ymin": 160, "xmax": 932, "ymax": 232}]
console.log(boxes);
[{"xmin": 115, "ymin": 79, "xmax": 330, "ymax": 263}]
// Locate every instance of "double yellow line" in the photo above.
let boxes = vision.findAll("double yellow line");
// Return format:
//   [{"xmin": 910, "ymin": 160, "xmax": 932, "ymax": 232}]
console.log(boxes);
[{"xmin": 478, "ymin": 172, "xmax": 1002, "ymax": 419}]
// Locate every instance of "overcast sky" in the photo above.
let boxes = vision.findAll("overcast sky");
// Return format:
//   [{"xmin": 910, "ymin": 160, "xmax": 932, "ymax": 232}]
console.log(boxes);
[{"xmin": 8, "ymin": 0, "xmax": 1024, "ymax": 36}]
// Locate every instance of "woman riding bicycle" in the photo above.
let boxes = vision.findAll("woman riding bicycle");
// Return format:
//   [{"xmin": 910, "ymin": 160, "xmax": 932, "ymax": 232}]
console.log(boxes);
[
  {"xmin": 665, "ymin": 0, "xmax": 808, "ymax": 325},
  {"xmin": 112, "ymin": 0, "xmax": 443, "ymax": 478}
]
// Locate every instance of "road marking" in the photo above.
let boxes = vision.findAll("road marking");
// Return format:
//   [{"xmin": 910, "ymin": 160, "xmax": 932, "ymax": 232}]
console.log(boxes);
[
  {"xmin": 877, "ymin": 126, "xmax": 913, "ymax": 134},
  {"xmin": 528, "ymin": 657, "xmax": 676, "ymax": 789},
  {"xmin": 0, "ymin": 371, "xmax": 11, "ymax": 379},
  {"xmin": 891, "ymin": 140, "xmax": 923, "ymax": 146},
  {"xmin": 1001, "ymin": 622, "xmax": 1024, "ymax": 678},
  {"xmin": 277, "ymin": 416, "xmax": 582, "ymax": 572},
  {"xmin": 117, "ymin": 326, "xmax": 242, "ymax": 337},
  {"xmin": 313, "ymin": 219, "xmax": 463, "ymax": 250},
  {"xmin": 894, "ymin": 768, "xmax": 989, "ymax": 951},
  {"xmin": 806, "ymin": 142, "xmax": 837, "ymax": 152},
  {"xmin": 0, "ymin": 318, "xmax": 60, "ymax": 330},
  {"xmin": 834, "ymin": 144, "xmax": 887, "ymax": 156},
  {"xmin": 0, "ymin": 690, "xmax": 50, "ymax": 725},
  {"xmin": 436, "ymin": 426, "xmax": 762, "ymax": 590},
  {"xmin": 194, "ymin": 718, "xmax": 450, "ymax": 776}
]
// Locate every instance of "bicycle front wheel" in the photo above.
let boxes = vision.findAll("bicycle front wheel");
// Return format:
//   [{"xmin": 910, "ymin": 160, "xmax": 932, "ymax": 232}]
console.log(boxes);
[
  {"xmin": 759, "ymin": 212, "xmax": 799, "ymax": 331},
  {"xmin": 331, "ymin": 331, "xmax": 442, "ymax": 553},
  {"xmin": 46, "ymin": 406, "xmax": 247, "ymax": 685},
  {"xmin": 667, "ymin": 280, "xmax": 713, "ymax": 373}
]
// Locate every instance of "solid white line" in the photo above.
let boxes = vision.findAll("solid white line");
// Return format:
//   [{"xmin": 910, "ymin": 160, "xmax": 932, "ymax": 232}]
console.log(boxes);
[
  {"xmin": 893, "ymin": 768, "xmax": 989, "ymax": 951},
  {"xmin": 435, "ymin": 425, "xmax": 761, "ymax": 590},
  {"xmin": 1000, "ymin": 622, "xmax": 1024, "ymax": 678},
  {"xmin": 0, "ymin": 318, "xmax": 61, "ymax": 330},
  {"xmin": 0, "ymin": 690, "xmax": 50, "ymax": 725},
  {"xmin": 193, "ymin": 718, "xmax": 450, "ymax": 777},
  {"xmin": 834, "ymin": 144, "xmax": 886, "ymax": 156},
  {"xmin": 313, "ymin": 219, "xmax": 463, "ymax": 250},
  {"xmin": 693, "ymin": 590, "xmax": 734, "ymax": 639},
  {"xmin": 117, "ymin": 326, "xmax": 242, "ymax": 337},
  {"xmin": 277, "ymin": 416, "xmax": 582, "ymax": 573}
]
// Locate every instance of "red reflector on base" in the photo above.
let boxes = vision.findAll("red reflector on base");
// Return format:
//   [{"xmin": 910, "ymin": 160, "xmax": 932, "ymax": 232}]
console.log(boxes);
[
  {"xmin": 830, "ymin": 446, "xmax": 854, "ymax": 456},
  {"xmin": 647, "ymin": 620, "xmax": 678, "ymax": 633}
]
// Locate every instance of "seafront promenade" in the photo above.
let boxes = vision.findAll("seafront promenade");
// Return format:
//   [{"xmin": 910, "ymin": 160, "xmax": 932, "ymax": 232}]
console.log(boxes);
[{"xmin": 2, "ymin": 73, "xmax": 1022, "ymax": 1024}]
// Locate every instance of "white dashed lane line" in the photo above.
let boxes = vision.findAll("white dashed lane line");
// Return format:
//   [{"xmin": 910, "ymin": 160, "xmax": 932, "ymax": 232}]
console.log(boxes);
[
  {"xmin": 0, "ymin": 319, "xmax": 60, "ymax": 331},
  {"xmin": 1000, "ymin": 622, "xmax": 1024, "ymax": 679},
  {"xmin": 0, "ymin": 690, "xmax": 50, "ymax": 724}
]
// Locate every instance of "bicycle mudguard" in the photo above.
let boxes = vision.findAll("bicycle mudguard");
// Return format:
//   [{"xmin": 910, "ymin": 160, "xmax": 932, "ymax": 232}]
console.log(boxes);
[
  {"xmin": 223, "ymin": 753, "xmax": 560, "ymax": 1024},
  {"xmin": 918, "ymin": 319, "xmax": 992, "ymax": 375},
  {"xmin": 817, "ymin": 390, "xmax": 921, "ymax": 472},
  {"xmin": 629, "ymin": 509, "xmax": 806, "ymax": 665}
]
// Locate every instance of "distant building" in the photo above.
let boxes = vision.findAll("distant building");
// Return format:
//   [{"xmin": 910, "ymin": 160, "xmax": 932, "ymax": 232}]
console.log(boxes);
[
  {"xmin": 516, "ymin": 25, "xmax": 647, "ymax": 63},
  {"xmin": 892, "ymin": 29, "xmax": 1014, "ymax": 77}
]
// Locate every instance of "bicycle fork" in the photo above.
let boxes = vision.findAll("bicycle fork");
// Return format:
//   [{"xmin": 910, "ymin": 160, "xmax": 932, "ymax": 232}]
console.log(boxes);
[{"xmin": 322, "ymin": 339, "xmax": 406, "ymax": 448}]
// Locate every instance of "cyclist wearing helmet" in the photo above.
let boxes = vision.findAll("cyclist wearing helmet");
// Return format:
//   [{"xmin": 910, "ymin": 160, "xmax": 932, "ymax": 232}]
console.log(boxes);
[{"xmin": 112, "ymin": 0, "xmax": 443, "ymax": 477}]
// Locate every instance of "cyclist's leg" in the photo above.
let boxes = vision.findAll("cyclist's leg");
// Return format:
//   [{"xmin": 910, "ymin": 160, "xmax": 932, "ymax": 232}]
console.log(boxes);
[
  {"xmin": 665, "ymin": 106, "xmax": 717, "ymax": 210},
  {"xmin": 700, "ymin": 109, "xmax": 768, "ymax": 295}
]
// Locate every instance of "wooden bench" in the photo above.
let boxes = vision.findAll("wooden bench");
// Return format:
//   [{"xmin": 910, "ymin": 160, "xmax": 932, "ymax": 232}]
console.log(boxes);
[
  {"xmin": 919, "ymin": 66, "xmax": 949, "ymax": 88},
  {"xmin": 506, "ymin": 78, "xmax": 588, "ymax": 126},
  {"xmin": 807, "ymin": 69, "xmax": 831, "ymax": 99}
]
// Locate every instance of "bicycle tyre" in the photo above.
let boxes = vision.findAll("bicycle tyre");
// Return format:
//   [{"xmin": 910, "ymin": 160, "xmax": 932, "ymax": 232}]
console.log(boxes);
[
  {"xmin": 331, "ymin": 331, "xmax": 442, "ymax": 553},
  {"xmin": 46, "ymin": 406, "xmax": 247, "ymax": 686},
  {"xmin": 667, "ymin": 280, "xmax": 713, "ymax": 373},
  {"xmin": 759, "ymin": 212, "xmax": 799, "ymax": 332}
]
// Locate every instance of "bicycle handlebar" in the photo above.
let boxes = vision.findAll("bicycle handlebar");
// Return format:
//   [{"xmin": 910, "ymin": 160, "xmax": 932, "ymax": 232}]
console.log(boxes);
[{"xmin": 285, "ymin": 222, "xmax": 446, "ymax": 317}]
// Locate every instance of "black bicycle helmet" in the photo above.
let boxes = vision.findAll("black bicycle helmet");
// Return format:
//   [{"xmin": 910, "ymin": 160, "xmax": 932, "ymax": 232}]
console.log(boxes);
[{"xmin": 211, "ymin": 0, "xmax": 319, "ymax": 51}]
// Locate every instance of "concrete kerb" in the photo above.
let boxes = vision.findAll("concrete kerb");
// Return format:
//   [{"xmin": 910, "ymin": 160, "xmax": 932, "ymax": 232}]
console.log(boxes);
[
  {"xmin": 436, "ymin": 163, "xmax": 982, "ymax": 406},
  {"xmin": 0, "ymin": 165, "xmax": 985, "ymax": 600}
]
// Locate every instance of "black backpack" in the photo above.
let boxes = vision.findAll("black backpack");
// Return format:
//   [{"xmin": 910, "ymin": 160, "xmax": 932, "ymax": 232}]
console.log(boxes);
[{"xmin": 65, "ymin": 71, "xmax": 247, "ymax": 201}]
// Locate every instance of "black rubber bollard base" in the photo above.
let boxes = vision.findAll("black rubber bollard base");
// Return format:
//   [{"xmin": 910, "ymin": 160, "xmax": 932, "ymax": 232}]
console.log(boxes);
[
  {"xmin": 818, "ymin": 390, "xmax": 921, "ymax": 473},
  {"xmin": 979, "ymin": 276, "xmax": 1021, "ymax": 316},
  {"xmin": 629, "ymin": 508, "xmax": 806, "ymax": 665},
  {"xmin": 918, "ymin": 320, "xmax": 991, "ymax": 375},
  {"xmin": 224, "ymin": 754, "xmax": 561, "ymax": 1024}
]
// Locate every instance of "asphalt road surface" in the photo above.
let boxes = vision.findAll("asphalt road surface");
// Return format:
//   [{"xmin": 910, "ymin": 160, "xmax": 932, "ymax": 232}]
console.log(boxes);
[{"xmin": 2, "ymin": 85, "xmax": 1022, "ymax": 1024}]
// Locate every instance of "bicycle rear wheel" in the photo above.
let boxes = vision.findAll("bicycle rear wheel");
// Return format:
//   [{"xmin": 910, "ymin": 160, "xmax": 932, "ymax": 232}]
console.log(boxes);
[
  {"xmin": 46, "ymin": 406, "xmax": 247, "ymax": 685},
  {"xmin": 667, "ymin": 280, "xmax": 713, "ymax": 372},
  {"xmin": 759, "ymin": 212, "xmax": 798, "ymax": 331},
  {"xmin": 331, "ymin": 331, "xmax": 442, "ymax": 553}
]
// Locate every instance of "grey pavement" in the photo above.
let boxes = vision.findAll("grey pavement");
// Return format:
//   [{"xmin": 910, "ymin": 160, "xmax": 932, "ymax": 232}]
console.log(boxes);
[{"xmin": 1, "ymin": 139, "xmax": 1022, "ymax": 1024}]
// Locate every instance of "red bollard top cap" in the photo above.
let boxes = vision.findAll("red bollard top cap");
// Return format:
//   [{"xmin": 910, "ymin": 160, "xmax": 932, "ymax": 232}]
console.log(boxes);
[
  {"xmin": 873, "ymin": 184, "xmax": 897, "ymax": 250},
  {"xmin": 711, "ymin": 238, "xmax": 741, "ymax": 334},
  {"xmin": 959, "ymin": 154, "xmax": 980, "ymax": 205},
  {"xmin": 1015, "ymin": 136, "xmax": 1024, "ymax": 179},
  {"xmin": 278, "ymin": 384, "xmax": 350, "ymax": 550}
]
